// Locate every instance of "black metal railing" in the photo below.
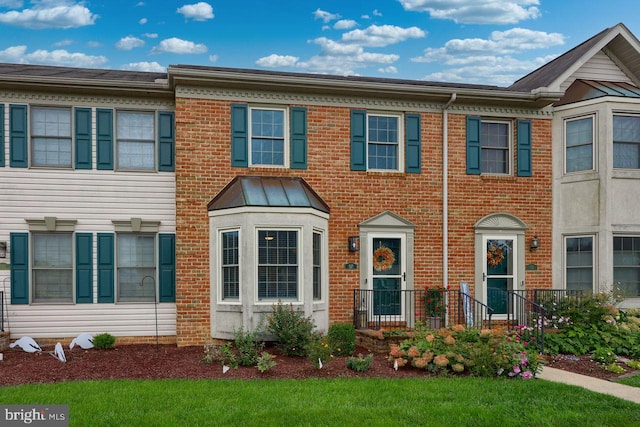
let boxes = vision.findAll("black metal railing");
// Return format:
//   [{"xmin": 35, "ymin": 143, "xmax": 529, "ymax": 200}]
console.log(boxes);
[
  {"xmin": 353, "ymin": 289, "xmax": 493, "ymax": 332},
  {"xmin": 505, "ymin": 290, "xmax": 546, "ymax": 353}
]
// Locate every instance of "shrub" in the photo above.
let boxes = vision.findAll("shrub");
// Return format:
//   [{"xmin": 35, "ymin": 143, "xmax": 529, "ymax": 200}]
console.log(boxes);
[
  {"xmin": 92, "ymin": 333, "xmax": 116, "ymax": 349},
  {"xmin": 306, "ymin": 333, "xmax": 333, "ymax": 368},
  {"xmin": 347, "ymin": 353, "xmax": 374, "ymax": 372},
  {"xmin": 327, "ymin": 323, "xmax": 355, "ymax": 356},
  {"xmin": 256, "ymin": 352, "xmax": 277, "ymax": 373},
  {"xmin": 591, "ymin": 347, "xmax": 617, "ymax": 364},
  {"xmin": 202, "ymin": 342, "xmax": 238, "ymax": 368},
  {"xmin": 234, "ymin": 326, "xmax": 264, "ymax": 367},
  {"xmin": 266, "ymin": 302, "xmax": 316, "ymax": 356}
]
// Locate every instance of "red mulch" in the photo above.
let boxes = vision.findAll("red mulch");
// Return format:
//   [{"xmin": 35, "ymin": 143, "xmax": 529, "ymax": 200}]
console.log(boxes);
[{"xmin": 0, "ymin": 344, "xmax": 635, "ymax": 387}]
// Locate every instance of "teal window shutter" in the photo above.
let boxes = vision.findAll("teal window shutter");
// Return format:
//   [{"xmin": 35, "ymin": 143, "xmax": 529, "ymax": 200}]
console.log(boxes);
[
  {"xmin": 9, "ymin": 104, "xmax": 28, "ymax": 168},
  {"xmin": 517, "ymin": 119, "xmax": 532, "ymax": 177},
  {"xmin": 97, "ymin": 233, "xmax": 114, "ymax": 303},
  {"xmin": 158, "ymin": 233, "xmax": 176, "ymax": 302},
  {"xmin": 350, "ymin": 110, "xmax": 366, "ymax": 171},
  {"xmin": 10, "ymin": 232, "xmax": 29, "ymax": 304},
  {"xmin": 231, "ymin": 104, "xmax": 248, "ymax": 167},
  {"xmin": 75, "ymin": 233, "xmax": 93, "ymax": 303},
  {"xmin": 158, "ymin": 111, "xmax": 175, "ymax": 171},
  {"xmin": 466, "ymin": 116, "xmax": 481, "ymax": 175},
  {"xmin": 290, "ymin": 107, "xmax": 308, "ymax": 169},
  {"xmin": 96, "ymin": 108, "xmax": 113, "ymax": 170},
  {"xmin": 0, "ymin": 104, "xmax": 4, "ymax": 167},
  {"xmin": 405, "ymin": 114, "xmax": 421, "ymax": 174},
  {"xmin": 75, "ymin": 107, "xmax": 92, "ymax": 170}
]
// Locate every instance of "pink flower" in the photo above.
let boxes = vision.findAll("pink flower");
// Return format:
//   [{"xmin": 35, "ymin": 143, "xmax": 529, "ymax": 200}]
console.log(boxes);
[
  {"xmin": 512, "ymin": 365, "xmax": 521, "ymax": 374},
  {"xmin": 521, "ymin": 371, "xmax": 533, "ymax": 379}
]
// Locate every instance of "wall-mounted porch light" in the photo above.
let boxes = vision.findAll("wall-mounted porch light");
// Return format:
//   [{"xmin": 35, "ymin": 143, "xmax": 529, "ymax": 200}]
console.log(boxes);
[
  {"xmin": 530, "ymin": 236, "xmax": 539, "ymax": 251},
  {"xmin": 348, "ymin": 236, "xmax": 360, "ymax": 252},
  {"xmin": 0, "ymin": 241, "xmax": 6, "ymax": 258}
]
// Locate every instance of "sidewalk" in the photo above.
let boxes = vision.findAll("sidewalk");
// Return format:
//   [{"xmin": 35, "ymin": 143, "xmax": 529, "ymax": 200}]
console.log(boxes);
[{"xmin": 539, "ymin": 366, "xmax": 640, "ymax": 404}]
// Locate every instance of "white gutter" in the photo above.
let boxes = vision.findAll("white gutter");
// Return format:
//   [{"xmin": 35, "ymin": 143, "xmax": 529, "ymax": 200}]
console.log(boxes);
[{"xmin": 442, "ymin": 93, "xmax": 456, "ymax": 289}]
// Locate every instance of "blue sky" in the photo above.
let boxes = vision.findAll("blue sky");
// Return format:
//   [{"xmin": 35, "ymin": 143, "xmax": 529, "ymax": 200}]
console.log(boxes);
[{"xmin": 0, "ymin": 0, "xmax": 639, "ymax": 86}]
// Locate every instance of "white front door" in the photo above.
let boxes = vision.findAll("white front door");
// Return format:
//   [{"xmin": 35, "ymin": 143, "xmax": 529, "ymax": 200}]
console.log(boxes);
[
  {"xmin": 483, "ymin": 235, "xmax": 518, "ymax": 316},
  {"xmin": 368, "ymin": 234, "xmax": 406, "ymax": 318}
]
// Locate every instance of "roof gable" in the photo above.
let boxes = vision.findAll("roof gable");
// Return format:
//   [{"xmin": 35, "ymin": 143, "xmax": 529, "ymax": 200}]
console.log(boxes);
[{"xmin": 509, "ymin": 23, "xmax": 640, "ymax": 93}]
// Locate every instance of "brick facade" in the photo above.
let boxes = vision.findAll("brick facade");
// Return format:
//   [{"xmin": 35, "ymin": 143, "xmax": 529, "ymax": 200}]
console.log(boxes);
[{"xmin": 174, "ymin": 95, "xmax": 553, "ymax": 346}]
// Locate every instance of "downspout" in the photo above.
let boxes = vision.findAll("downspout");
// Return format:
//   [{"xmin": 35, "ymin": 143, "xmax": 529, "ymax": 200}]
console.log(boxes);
[{"xmin": 442, "ymin": 93, "xmax": 456, "ymax": 290}]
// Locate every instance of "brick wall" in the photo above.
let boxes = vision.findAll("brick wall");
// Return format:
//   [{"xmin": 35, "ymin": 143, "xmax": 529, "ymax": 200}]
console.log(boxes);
[{"xmin": 174, "ymin": 97, "xmax": 552, "ymax": 346}]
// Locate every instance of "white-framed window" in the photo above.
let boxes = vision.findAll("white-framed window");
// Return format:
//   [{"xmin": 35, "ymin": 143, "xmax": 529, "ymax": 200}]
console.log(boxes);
[
  {"xmin": 32, "ymin": 233, "xmax": 73, "ymax": 303},
  {"xmin": 220, "ymin": 229, "xmax": 240, "ymax": 301},
  {"xmin": 313, "ymin": 230, "xmax": 322, "ymax": 301},
  {"xmin": 613, "ymin": 114, "xmax": 640, "ymax": 169},
  {"xmin": 613, "ymin": 236, "xmax": 640, "ymax": 297},
  {"xmin": 565, "ymin": 115, "xmax": 594, "ymax": 173},
  {"xmin": 250, "ymin": 107, "xmax": 287, "ymax": 167},
  {"xmin": 257, "ymin": 229, "xmax": 298, "ymax": 301},
  {"xmin": 31, "ymin": 106, "xmax": 72, "ymax": 167},
  {"xmin": 117, "ymin": 110, "xmax": 156, "ymax": 170},
  {"xmin": 117, "ymin": 233, "xmax": 156, "ymax": 302},
  {"xmin": 367, "ymin": 113, "xmax": 403, "ymax": 171},
  {"xmin": 565, "ymin": 235, "xmax": 594, "ymax": 293},
  {"xmin": 480, "ymin": 120, "xmax": 511, "ymax": 174}
]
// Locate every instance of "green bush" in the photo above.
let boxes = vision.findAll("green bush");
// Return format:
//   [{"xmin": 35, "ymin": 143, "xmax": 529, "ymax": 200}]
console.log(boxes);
[
  {"xmin": 234, "ymin": 326, "xmax": 264, "ymax": 367},
  {"xmin": 266, "ymin": 302, "xmax": 316, "ymax": 357},
  {"xmin": 256, "ymin": 352, "xmax": 277, "ymax": 372},
  {"xmin": 306, "ymin": 333, "xmax": 333, "ymax": 368},
  {"xmin": 327, "ymin": 323, "xmax": 355, "ymax": 356},
  {"xmin": 92, "ymin": 333, "xmax": 116, "ymax": 349},
  {"xmin": 202, "ymin": 342, "xmax": 238, "ymax": 368},
  {"xmin": 591, "ymin": 347, "xmax": 617, "ymax": 364},
  {"xmin": 346, "ymin": 353, "xmax": 374, "ymax": 372}
]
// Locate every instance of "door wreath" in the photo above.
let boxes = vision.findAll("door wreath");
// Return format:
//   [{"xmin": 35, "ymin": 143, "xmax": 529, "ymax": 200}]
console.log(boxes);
[
  {"xmin": 486, "ymin": 245, "xmax": 505, "ymax": 268},
  {"xmin": 373, "ymin": 245, "xmax": 395, "ymax": 272}
]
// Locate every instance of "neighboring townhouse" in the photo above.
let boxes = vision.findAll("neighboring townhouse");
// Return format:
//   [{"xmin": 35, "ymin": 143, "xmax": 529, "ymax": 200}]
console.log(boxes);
[
  {"xmin": 0, "ymin": 64, "xmax": 178, "ymax": 343},
  {"xmin": 4, "ymin": 23, "xmax": 640, "ymax": 346},
  {"xmin": 510, "ymin": 23, "xmax": 640, "ymax": 308}
]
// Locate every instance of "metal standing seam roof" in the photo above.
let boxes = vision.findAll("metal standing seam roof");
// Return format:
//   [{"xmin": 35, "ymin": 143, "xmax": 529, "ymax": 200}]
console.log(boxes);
[
  {"xmin": 207, "ymin": 176, "xmax": 330, "ymax": 214},
  {"xmin": 556, "ymin": 79, "xmax": 640, "ymax": 105}
]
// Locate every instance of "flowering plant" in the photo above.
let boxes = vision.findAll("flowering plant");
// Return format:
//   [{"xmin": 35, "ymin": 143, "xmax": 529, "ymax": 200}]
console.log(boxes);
[{"xmin": 424, "ymin": 285, "xmax": 446, "ymax": 318}]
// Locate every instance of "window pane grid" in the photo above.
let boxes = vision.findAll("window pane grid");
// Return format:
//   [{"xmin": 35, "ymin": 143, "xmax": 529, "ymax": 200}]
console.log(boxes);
[
  {"xmin": 566, "ymin": 236, "xmax": 593, "ymax": 293},
  {"xmin": 614, "ymin": 115, "xmax": 640, "ymax": 169},
  {"xmin": 33, "ymin": 233, "xmax": 72, "ymax": 302},
  {"xmin": 565, "ymin": 117, "xmax": 593, "ymax": 172},
  {"xmin": 367, "ymin": 115, "xmax": 399, "ymax": 170},
  {"xmin": 222, "ymin": 231, "xmax": 239, "ymax": 300},
  {"xmin": 313, "ymin": 232, "xmax": 321, "ymax": 301},
  {"xmin": 117, "ymin": 111, "xmax": 155, "ymax": 170},
  {"xmin": 117, "ymin": 234, "xmax": 156, "ymax": 302},
  {"xmin": 614, "ymin": 237, "xmax": 640, "ymax": 296},
  {"xmin": 481, "ymin": 122, "xmax": 509, "ymax": 174},
  {"xmin": 251, "ymin": 108, "xmax": 285, "ymax": 166},
  {"xmin": 258, "ymin": 230, "xmax": 298, "ymax": 300},
  {"xmin": 31, "ymin": 107, "xmax": 72, "ymax": 167}
]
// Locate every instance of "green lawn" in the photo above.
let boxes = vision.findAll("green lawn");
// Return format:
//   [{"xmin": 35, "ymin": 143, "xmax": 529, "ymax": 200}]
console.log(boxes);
[
  {"xmin": 617, "ymin": 374, "xmax": 640, "ymax": 388},
  {"xmin": 1, "ymin": 378, "xmax": 639, "ymax": 426}
]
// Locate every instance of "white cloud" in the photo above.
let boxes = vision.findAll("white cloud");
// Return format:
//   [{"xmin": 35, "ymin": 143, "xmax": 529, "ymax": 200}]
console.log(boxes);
[
  {"xmin": 53, "ymin": 39, "xmax": 74, "ymax": 47},
  {"xmin": 152, "ymin": 37, "xmax": 207, "ymax": 54},
  {"xmin": 378, "ymin": 66, "xmax": 397, "ymax": 74},
  {"xmin": 0, "ymin": 0, "xmax": 23, "ymax": 7},
  {"xmin": 373, "ymin": 9, "xmax": 382, "ymax": 16},
  {"xmin": 398, "ymin": 0, "xmax": 541, "ymax": 24},
  {"xmin": 333, "ymin": 19, "xmax": 357, "ymax": 30},
  {"xmin": 121, "ymin": 61, "xmax": 166, "ymax": 72},
  {"xmin": 313, "ymin": 8, "xmax": 339, "ymax": 23},
  {"xmin": 143, "ymin": 33, "xmax": 158, "ymax": 39},
  {"xmin": 297, "ymin": 50, "xmax": 399, "ymax": 76},
  {"xmin": 256, "ymin": 54, "xmax": 299, "ymax": 68},
  {"xmin": 312, "ymin": 37, "xmax": 362, "ymax": 56},
  {"xmin": 116, "ymin": 36, "xmax": 145, "ymax": 51},
  {"xmin": 139, "ymin": 17, "xmax": 147, "ymax": 25},
  {"xmin": 0, "ymin": 2, "xmax": 97, "ymax": 29},
  {"xmin": 87, "ymin": 41, "xmax": 101, "ymax": 48},
  {"xmin": 412, "ymin": 28, "xmax": 564, "ymax": 62},
  {"xmin": 177, "ymin": 2, "xmax": 213, "ymax": 21},
  {"xmin": 0, "ymin": 45, "xmax": 107, "ymax": 67},
  {"xmin": 340, "ymin": 24, "xmax": 425, "ymax": 47},
  {"xmin": 209, "ymin": 54, "xmax": 218, "ymax": 62}
]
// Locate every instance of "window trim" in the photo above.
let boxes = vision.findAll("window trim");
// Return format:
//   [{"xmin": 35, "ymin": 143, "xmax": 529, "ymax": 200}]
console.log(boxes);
[
  {"xmin": 248, "ymin": 105, "xmax": 289, "ymax": 168},
  {"xmin": 115, "ymin": 232, "xmax": 157, "ymax": 303},
  {"xmin": 30, "ymin": 105, "xmax": 73, "ymax": 169},
  {"xmin": 312, "ymin": 229, "xmax": 323, "ymax": 302},
  {"xmin": 115, "ymin": 109, "xmax": 157, "ymax": 171},
  {"xmin": 564, "ymin": 114, "xmax": 596, "ymax": 174},
  {"xmin": 564, "ymin": 234, "xmax": 595, "ymax": 293},
  {"xmin": 366, "ymin": 111, "xmax": 404, "ymax": 172},
  {"xmin": 255, "ymin": 227, "xmax": 301, "ymax": 303},
  {"xmin": 480, "ymin": 119, "xmax": 512, "ymax": 175},
  {"xmin": 613, "ymin": 234, "xmax": 640, "ymax": 297},
  {"xmin": 218, "ymin": 228, "xmax": 241, "ymax": 303},
  {"xmin": 31, "ymin": 232, "xmax": 74, "ymax": 304},
  {"xmin": 613, "ymin": 113, "xmax": 640, "ymax": 170}
]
